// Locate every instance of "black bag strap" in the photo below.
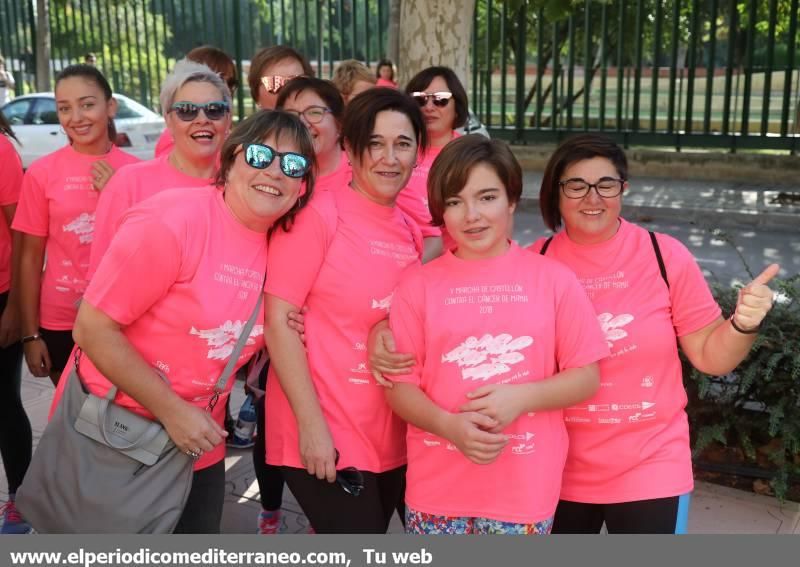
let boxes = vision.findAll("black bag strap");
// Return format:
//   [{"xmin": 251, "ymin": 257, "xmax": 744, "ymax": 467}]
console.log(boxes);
[
  {"xmin": 539, "ymin": 236, "xmax": 554, "ymax": 256},
  {"xmin": 649, "ymin": 231, "xmax": 670, "ymax": 290}
]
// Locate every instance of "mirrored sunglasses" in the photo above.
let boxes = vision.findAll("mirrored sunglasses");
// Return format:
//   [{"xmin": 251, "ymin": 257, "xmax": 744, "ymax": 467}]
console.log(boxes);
[
  {"xmin": 411, "ymin": 91, "xmax": 453, "ymax": 107},
  {"xmin": 260, "ymin": 74, "xmax": 299, "ymax": 94},
  {"xmin": 334, "ymin": 449, "xmax": 365, "ymax": 497},
  {"xmin": 169, "ymin": 100, "xmax": 230, "ymax": 121},
  {"xmin": 243, "ymin": 143, "xmax": 310, "ymax": 178}
]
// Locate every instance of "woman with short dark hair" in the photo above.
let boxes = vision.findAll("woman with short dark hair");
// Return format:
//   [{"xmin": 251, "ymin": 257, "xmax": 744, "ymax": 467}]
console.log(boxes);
[
  {"xmin": 534, "ymin": 133, "xmax": 777, "ymax": 533},
  {"xmin": 263, "ymin": 88, "xmax": 427, "ymax": 533},
  {"xmin": 402, "ymin": 66, "xmax": 470, "ymax": 262},
  {"xmin": 248, "ymin": 45, "xmax": 314, "ymax": 110}
]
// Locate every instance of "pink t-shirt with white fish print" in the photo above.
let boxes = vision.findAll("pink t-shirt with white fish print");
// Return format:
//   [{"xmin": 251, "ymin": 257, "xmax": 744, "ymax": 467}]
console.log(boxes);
[{"xmin": 11, "ymin": 145, "xmax": 139, "ymax": 330}]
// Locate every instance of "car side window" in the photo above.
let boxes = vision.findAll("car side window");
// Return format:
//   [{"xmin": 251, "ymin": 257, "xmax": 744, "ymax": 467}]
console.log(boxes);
[
  {"xmin": 2, "ymin": 99, "xmax": 32, "ymax": 125},
  {"xmin": 31, "ymin": 98, "xmax": 59, "ymax": 125},
  {"xmin": 114, "ymin": 97, "xmax": 140, "ymax": 120}
]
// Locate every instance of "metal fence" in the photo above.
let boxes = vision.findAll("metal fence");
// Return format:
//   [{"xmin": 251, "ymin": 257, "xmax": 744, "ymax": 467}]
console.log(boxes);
[
  {"xmin": 0, "ymin": 0, "xmax": 390, "ymax": 118},
  {"xmin": 472, "ymin": 0, "xmax": 800, "ymax": 152},
  {"xmin": 2, "ymin": 0, "xmax": 798, "ymax": 153}
]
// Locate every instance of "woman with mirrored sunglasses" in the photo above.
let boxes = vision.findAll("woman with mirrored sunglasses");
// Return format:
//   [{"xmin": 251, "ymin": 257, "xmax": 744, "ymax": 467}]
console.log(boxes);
[
  {"xmin": 263, "ymin": 88, "xmax": 428, "ymax": 533},
  {"xmin": 155, "ymin": 45, "xmax": 238, "ymax": 158},
  {"xmin": 89, "ymin": 60, "xmax": 232, "ymax": 276},
  {"xmin": 248, "ymin": 45, "xmax": 314, "ymax": 111},
  {"xmin": 48, "ymin": 111, "xmax": 315, "ymax": 534},
  {"xmin": 530, "ymin": 134, "xmax": 777, "ymax": 533},
  {"xmin": 402, "ymin": 66, "xmax": 470, "ymax": 263}
]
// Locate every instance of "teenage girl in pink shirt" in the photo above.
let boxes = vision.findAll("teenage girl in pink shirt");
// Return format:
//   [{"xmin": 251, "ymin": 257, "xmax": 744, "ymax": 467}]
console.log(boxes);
[
  {"xmin": 63, "ymin": 110, "xmax": 315, "ymax": 533},
  {"xmin": 532, "ymin": 134, "xmax": 777, "ymax": 533},
  {"xmin": 12, "ymin": 65, "xmax": 139, "ymax": 386},
  {"xmin": 375, "ymin": 136, "xmax": 607, "ymax": 534},
  {"xmin": 402, "ymin": 66, "xmax": 468, "ymax": 261},
  {"xmin": 375, "ymin": 59, "xmax": 398, "ymax": 88},
  {"xmin": 0, "ymin": 112, "xmax": 32, "ymax": 534},
  {"xmin": 263, "ymin": 88, "xmax": 427, "ymax": 533}
]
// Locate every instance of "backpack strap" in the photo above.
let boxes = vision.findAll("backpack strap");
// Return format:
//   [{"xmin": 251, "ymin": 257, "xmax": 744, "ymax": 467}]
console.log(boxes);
[
  {"xmin": 649, "ymin": 231, "xmax": 670, "ymax": 289},
  {"xmin": 539, "ymin": 236, "xmax": 554, "ymax": 256}
]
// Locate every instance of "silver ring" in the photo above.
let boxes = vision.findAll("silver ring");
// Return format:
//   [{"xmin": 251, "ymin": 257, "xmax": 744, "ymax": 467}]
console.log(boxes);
[{"xmin": 185, "ymin": 449, "xmax": 200, "ymax": 459}]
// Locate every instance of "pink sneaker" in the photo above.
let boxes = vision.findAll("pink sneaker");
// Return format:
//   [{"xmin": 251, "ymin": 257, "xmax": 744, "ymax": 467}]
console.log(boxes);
[{"xmin": 257, "ymin": 509, "xmax": 281, "ymax": 534}]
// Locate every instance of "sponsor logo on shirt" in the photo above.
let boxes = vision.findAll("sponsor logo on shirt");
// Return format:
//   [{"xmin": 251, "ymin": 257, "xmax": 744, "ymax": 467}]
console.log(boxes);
[
  {"xmin": 442, "ymin": 333, "xmax": 533, "ymax": 381},
  {"xmin": 62, "ymin": 212, "xmax": 95, "ymax": 244},
  {"xmin": 189, "ymin": 321, "xmax": 264, "ymax": 360}
]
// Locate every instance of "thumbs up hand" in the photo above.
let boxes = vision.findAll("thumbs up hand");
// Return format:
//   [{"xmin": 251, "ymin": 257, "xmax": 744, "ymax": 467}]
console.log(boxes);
[{"xmin": 732, "ymin": 264, "xmax": 780, "ymax": 332}]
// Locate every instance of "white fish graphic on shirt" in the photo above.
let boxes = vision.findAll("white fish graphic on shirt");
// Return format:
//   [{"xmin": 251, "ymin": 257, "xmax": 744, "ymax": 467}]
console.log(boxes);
[
  {"xmin": 597, "ymin": 312, "xmax": 634, "ymax": 349},
  {"xmin": 371, "ymin": 292, "xmax": 394, "ymax": 312},
  {"xmin": 190, "ymin": 321, "xmax": 264, "ymax": 360},
  {"xmin": 442, "ymin": 333, "xmax": 533, "ymax": 381},
  {"xmin": 62, "ymin": 213, "xmax": 95, "ymax": 244}
]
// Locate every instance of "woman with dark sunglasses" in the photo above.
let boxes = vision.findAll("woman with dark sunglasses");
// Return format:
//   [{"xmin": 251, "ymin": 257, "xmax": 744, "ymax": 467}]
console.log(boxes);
[
  {"xmin": 12, "ymin": 65, "xmax": 139, "ymax": 387},
  {"xmin": 42, "ymin": 111, "xmax": 315, "ymax": 534},
  {"xmin": 89, "ymin": 59, "xmax": 231, "ymax": 275},
  {"xmin": 248, "ymin": 45, "xmax": 314, "ymax": 111},
  {"xmin": 263, "ymin": 88, "xmax": 427, "ymax": 533},
  {"xmin": 402, "ymin": 67, "xmax": 469, "ymax": 262},
  {"xmin": 154, "ymin": 45, "xmax": 239, "ymax": 158}
]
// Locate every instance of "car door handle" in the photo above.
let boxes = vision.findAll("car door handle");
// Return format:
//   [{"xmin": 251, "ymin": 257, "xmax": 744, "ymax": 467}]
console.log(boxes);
[{"xmin": 50, "ymin": 131, "xmax": 59, "ymax": 135}]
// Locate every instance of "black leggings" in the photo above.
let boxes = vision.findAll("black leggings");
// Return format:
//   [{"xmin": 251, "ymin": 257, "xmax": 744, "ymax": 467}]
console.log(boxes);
[
  {"xmin": 173, "ymin": 460, "xmax": 226, "ymax": 534},
  {"xmin": 552, "ymin": 495, "xmax": 690, "ymax": 534},
  {"xmin": 253, "ymin": 361, "xmax": 284, "ymax": 511},
  {"xmin": 282, "ymin": 465, "xmax": 405, "ymax": 534},
  {"xmin": 0, "ymin": 291, "xmax": 32, "ymax": 494}
]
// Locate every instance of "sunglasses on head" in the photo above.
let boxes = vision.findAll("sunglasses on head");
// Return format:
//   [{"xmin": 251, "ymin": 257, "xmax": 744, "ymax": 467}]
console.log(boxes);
[
  {"xmin": 411, "ymin": 91, "xmax": 453, "ymax": 107},
  {"xmin": 334, "ymin": 449, "xmax": 365, "ymax": 497},
  {"xmin": 261, "ymin": 74, "xmax": 299, "ymax": 95},
  {"xmin": 242, "ymin": 143, "xmax": 310, "ymax": 178},
  {"xmin": 169, "ymin": 100, "xmax": 230, "ymax": 121}
]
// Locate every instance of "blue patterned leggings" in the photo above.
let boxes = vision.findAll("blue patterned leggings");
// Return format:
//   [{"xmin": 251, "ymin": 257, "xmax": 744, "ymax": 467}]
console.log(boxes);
[{"xmin": 406, "ymin": 506, "xmax": 553, "ymax": 535}]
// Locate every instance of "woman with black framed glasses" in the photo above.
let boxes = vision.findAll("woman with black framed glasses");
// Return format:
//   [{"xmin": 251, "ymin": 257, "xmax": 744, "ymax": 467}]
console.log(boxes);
[
  {"xmin": 45, "ymin": 111, "xmax": 315, "ymax": 534},
  {"xmin": 88, "ymin": 60, "xmax": 231, "ymax": 275},
  {"xmin": 532, "ymin": 134, "xmax": 777, "ymax": 533},
  {"xmin": 263, "ymin": 88, "xmax": 427, "ymax": 533},
  {"xmin": 402, "ymin": 66, "xmax": 470, "ymax": 262}
]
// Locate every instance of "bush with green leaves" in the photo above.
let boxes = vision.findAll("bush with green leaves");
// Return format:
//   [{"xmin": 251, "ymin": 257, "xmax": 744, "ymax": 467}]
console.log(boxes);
[{"xmin": 683, "ymin": 242, "xmax": 800, "ymax": 501}]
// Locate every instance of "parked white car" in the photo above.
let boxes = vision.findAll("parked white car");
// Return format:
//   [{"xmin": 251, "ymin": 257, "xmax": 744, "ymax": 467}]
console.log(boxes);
[{"xmin": 1, "ymin": 92, "xmax": 164, "ymax": 168}]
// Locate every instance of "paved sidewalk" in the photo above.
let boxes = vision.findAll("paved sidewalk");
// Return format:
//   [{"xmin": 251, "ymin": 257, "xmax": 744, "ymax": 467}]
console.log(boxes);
[
  {"xmin": 2, "ymin": 172, "xmax": 799, "ymax": 535},
  {"xmin": 2, "ymin": 372, "xmax": 799, "ymax": 535}
]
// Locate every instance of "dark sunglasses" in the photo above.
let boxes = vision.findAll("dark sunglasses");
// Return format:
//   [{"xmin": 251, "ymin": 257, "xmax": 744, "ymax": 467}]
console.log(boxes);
[
  {"xmin": 334, "ymin": 449, "xmax": 365, "ymax": 497},
  {"xmin": 242, "ymin": 143, "xmax": 310, "ymax": 178},
  {"xmin": 411, "ymin": 91, "xmax": 453, "ymax": 107},
  {"xmin": 169, "ymin": 100, "xmax": 230, "ymax": 121}
]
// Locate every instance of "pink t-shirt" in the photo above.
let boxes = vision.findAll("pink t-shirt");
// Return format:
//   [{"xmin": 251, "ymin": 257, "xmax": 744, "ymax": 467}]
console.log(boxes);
[
  {"xmin": 11, "ymin": 145, "xmax": 139, "ymax": 330},
  {"xmin": 395, "ymin": 132, "xmax": 461, "ymax": 239},
  {"xmin": 0, "ymin": 135, "xmax": 23, "ymax": 293},
  {"xmin": 389, "ymin": 243, "xmax": 609, "ymax": 523},
  {"xmin": 89, "ymin": 153, "xmax": 214, "ymax": 277},
  {"xmin": 376, "ymin": 78, "xmax": 397, "ymax": 88},
  {"xmin": 154, "ymin": 129, "xmax": 174, "ymax": 158},
  {"xmin": 315, "ymin": 152, "xmax": 351, "ymax": 194},
  {"xmin": 264, "ymin": 186, "xmax": 422, "ymax": 472},
  {"xmin": 530, "ymin": 219, "xmax": 721, "ymax": 503},
  {"xmin": 52, "ymin": 186, "xmax": 268, "ymax": 471}
]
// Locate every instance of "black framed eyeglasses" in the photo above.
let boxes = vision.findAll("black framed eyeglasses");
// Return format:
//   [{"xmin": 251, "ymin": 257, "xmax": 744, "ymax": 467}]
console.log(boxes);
[
  {"xmin": 334, "ymin": 449, "xmax": 365, "ymax": 497},
  {"xmin": 410, "ymin": 91, "xmax": 453, "ymax": 107},
  {"xmin": 559, "ymin": 177, "xmax": 625, "ymax": 199},
  {"xmin": 168, "ymin": 100, "xmax": 230, "ymax": 121},
  {"xmin": 285, "ymin": 105, "xmax": 332, "ymax": 125},
  {"xmin": 242, "ymin": 143, "xmax": 310, "ymax": 178}
]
